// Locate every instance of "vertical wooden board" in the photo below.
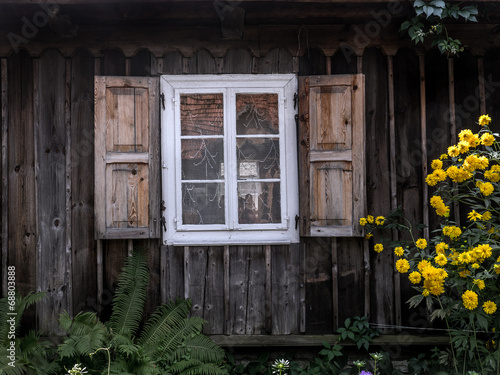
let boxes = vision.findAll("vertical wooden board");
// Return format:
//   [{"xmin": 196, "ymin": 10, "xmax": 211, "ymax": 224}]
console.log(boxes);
[
  {"xmin": 304, "ymin": 237, "xmax": 333, "ymax": 334},
  {"xmin": 223, "ymin": 49, "xmax": 252, "ymax": 73},
  {"xmin": 453, "ymin": 51, "xmax": 480, "ymax": 226},
  {"xmin": 164, "ymin": 245, "xmax": 185, "ymax": 301},
  {"xmin": 196, "ymin": 49, "xmax": 217, "ymax": 74},
  {"xmin": 100, "ymin": 49, "xmax": 127, "ymax": 76},
  {"xmin": 336, "ymin": 237, "xmax": 366, "ymax": 323},
  {"xmin": 161, "ymin": 51, "xmax": 183, "ymax": 75},
  {"xmin": 483, "ymin": 48, "xmax": 500, "ymax": 133},
  {"xmin": 425, "ymin": 50, "xmax": 450, "ymax": 231},
  {"xmin": 258, "ymin": 48, "xmax": 280, "ymax": 74},
  {"xmin": 271, "ymin": 244, "xmax": 300, "ymax": 334},
  {"xmin": 278, "ymin": 49, "xmax": 294, "ymax": 74},
  {"xmin": 393, "ymin": 48, "xmax": 423, "ymax": 326},
  {"xmin": 7, "ymin": 51, "xmax": 36, "ymax": 297},
  {"xmin": 331, "ymin": 49, "xmax": 358, "ymax": 74},
  {"xmin": 245, "ymin": 246, "xmax": 266, "ymax": 334},
  {"xmin": 362, "ymin": 47, "xmax": 393, "ymax": 328},
  {"xmin": 187, "ymin": 246, "xmax": 208, "ymax": 319},
  {"xmin": 299, "ymin": 48, "xmax": 326, "ymax": 76},
  {"xmin": 71, "ymin": 49, "xmax": 97, "ymax": 314},
  {"xmin": 229, "ymin": 246, "xmax": 250, "ymax": 335},
  {"xmin": 35, "ymin": 49, "xmax": 70, "ymax": 334},
  {"xmin": 100, "ymin": 240, "xmax": 128, "ymax": 321},
  {"xmin": 0, "ymin": 58, "xmax": 4, "ymax": 296},
  {"xmin": 454, "ymin": 51, "xmax": 479, "ymax": 133},
  {"xmin": 203, "ymin": 246, "xmax": 225, "ymax": 334},
  {"xmin": 143, "ymin": 239, "xmax": 162, "ymax": 320},
  {"xmin": 130, "ymin": 49, "xmax": 152, "ymax": 76}
]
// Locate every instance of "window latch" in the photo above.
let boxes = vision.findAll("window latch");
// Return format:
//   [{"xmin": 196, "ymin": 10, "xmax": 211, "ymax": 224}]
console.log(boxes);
[
  {"xmin": 160, "ymin": 216, "xmax": 166, "ymax": 232},
  {"xmin": 293, "ymin": 92, "xmax": 298, "ymax": 110},
  {"xmin": 295, "ymin": 215, "xmax": 299, "ymax": 230}
]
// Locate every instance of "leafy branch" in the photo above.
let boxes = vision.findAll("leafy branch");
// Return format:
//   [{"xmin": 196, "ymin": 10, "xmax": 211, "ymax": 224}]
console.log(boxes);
[{"xmin": 401, "ymin": 0, "xmax": 479, "ymax": 56}]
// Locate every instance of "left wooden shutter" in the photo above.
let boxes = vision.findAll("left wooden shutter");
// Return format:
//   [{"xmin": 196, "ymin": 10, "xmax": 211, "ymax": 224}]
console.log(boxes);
[{"xmin": 95, "ymin": 76, "xmax": 160, "ymax": 239}]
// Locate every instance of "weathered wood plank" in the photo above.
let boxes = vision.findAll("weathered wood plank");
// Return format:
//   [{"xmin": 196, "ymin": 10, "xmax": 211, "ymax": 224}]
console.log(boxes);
[
  {"xmin": 130, "ymin": 49, "xmax": 152, "ymax": 76},
  {"xmin": 187, "ymin": 246, "xmax": 207, "ymax": 320},
  {"xmin": 229, "ymin": 246, "xmax": 251, "ymax": 335},
  {"xmin": 245, "ymin": 246, "xmax": 266, "ymax": 335},
  {"xmin": 393, "ymin": 48, "xmax": 424, "ymax": 327},
  {"xmin": 35, "ymin": 49, "xmax": 70, "ymax": 334},
  {"xmin": 100, "ymin": 49, "xmax": 127, "ymax": 76},
  {"xmin": 101, "ymin": 240, "xmax": 128, "ymax": 321},
  {"xmin": 0, "ymin": 58, "xmax": 5, "ymax": 297},
  {"xmin": 331, "ymin": 48, "xmax": 358, "ymax": 74},
  {"xmin": 258, "ymin": 48, "xmax": 280, "ymax": 74},
  {"xmin": 196, "ymin": 49, "xmax": 217, "ymax": 74},
  {"xmin": 336, "ymin": 237, "xmax": 366, "ymax": 323},
  {"xmin": 304, "ymin": 240, "xmax": 332, "ymax": 333},
  {"xmin": 164, "ymin": 245, "xmax": 184, "ymax": 302},
  {"xmin": 272, "ymin": 244, "xmax": 300, "ymax": 334},
  {"xmin": 425, "ymin": 50, "xmax": 450, "ymax": 233},
  {"xmin": 223, "ymin": 49, "xmax": 253, "ymax": 73},
  {"xmin": 299, "ymin": 48, "xmax": 326, "ymax": 76},
  {"xmin": 6, "ymin": 51, "xmax": 36, "ymax": 307},
  {"xmin": 203, "ymin": 246, "xmax": 224, "ymax": 334},
  {"xmin": 161, "ymin": 51, "xmax": 183, "ymax": 75},
  {"xmin": 70, "ymin": 49, "xmax": 97, "ymax": 314},
  {"xmin": 363, "ymin": 47, "xmax": 393, "ymax": 329}
]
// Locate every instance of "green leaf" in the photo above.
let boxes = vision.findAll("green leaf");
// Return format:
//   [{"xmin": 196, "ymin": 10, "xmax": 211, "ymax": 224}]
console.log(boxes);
[{"xmin": 430, "ymin": 0, "xmax": 445, "ymax": 8}]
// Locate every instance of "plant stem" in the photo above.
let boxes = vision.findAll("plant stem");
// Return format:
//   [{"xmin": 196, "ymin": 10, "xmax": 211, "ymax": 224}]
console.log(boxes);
[{"xmin": 438, "ymin": 299, "xmax": 458, "ymax": 373}]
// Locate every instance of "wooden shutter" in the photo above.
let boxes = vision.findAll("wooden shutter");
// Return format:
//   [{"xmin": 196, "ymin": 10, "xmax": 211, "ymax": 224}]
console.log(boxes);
[
  {"xmin": 94, "ymin": 76, "xmax": 160, "ymax": 239},
  {"xmin": 298, "ymin": 74, "xmax": 365, "ymax": 237}
]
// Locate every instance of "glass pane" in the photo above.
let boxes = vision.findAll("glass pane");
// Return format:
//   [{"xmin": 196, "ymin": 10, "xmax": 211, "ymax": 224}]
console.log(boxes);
[
  {"xmin": 236, "ymin": 94, "xmax": 279, "ymax": 135},
  {"xmin": 182, "ymin": 139, "xmax": 223, "ymax": 180},
  {"xmin": 237, "ymin": 138, "xmax": 280, "ymax": 179},
  {"xmin": 181, "ymin": 94, "xmax": 224, "ymax": 136},
  {"xmin": 238, "ymin": 182, "xmax": 281, "ymax": 224},
  {"xmin": 182, "ymin": 183, "xmax": 225, "ymax": 224}
]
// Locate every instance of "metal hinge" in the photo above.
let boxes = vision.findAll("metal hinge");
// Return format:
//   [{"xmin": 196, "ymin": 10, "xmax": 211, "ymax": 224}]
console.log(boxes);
[
  {"xmin": 160, "ymin": 93, "xmax": 165, "ymax": 110},
  {"xmin": 293, "ymin": 92, "xmax": 298, "ymax": 109}
]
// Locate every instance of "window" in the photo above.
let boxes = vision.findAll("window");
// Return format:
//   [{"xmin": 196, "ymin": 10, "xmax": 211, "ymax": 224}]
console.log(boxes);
[{"xmin": 161, "ymin": 74, "xmax": 299, "ymax": 245}]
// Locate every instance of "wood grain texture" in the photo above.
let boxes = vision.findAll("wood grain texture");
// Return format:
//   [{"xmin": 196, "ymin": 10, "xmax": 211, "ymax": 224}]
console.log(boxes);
[{"xmin": 35, "ymin": 49, "xmax": 70, "ymax": 334}]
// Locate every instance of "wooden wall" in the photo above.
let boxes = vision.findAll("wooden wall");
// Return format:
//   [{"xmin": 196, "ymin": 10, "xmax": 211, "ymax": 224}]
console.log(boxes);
[{"xmin": 1, "ymin": 42, "xmax": 500, "ymax": 339}]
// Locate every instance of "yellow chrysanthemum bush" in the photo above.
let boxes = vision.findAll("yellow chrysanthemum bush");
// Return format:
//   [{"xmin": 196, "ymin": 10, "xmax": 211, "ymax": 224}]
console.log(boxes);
[{"xmin": 360, "ymin": 115, "xmax": 500, "ymax": 374}]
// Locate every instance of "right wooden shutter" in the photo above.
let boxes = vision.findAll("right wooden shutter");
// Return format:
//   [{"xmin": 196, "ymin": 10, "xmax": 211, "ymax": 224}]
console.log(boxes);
[{"xmin": 298, "ymin": 74, "xmax": 365, "ymax": 237}]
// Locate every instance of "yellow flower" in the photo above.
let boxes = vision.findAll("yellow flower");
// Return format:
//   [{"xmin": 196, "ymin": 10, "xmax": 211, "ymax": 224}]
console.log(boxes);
[
  {"xmin": 375, "ymin": 216, "xmax": 385, "ymax": 225},
  {"xmin": 435, "ymin": 242, "xmax": 448, "ymax": 255},
  {"xmin": 439, "ymin": 153, "xmax": 448, "ymax": 160},
  {"xmin": 415, "ymin": 238, "xmax": 427, "ymax": 249},
  {"xmin": 365, "ymin": 233, "xmax": 373, "ymax": 239},
  {"xmin": 435, "ymin": 254, "xmax": 447, "ymax": 266},
  {"xmin": 467, "ymin": 210, "xmax": 483, "ymax": 222},
  {"xmin": 473, "ymin": 279, "xmax": 485, "ymax": 290},
  {"xmin": 471, "ymin": 263, "xmax": 480, "ymax": 269},
  {"xmin": 459, "ymin": 269, "xmax": 471, "ymax": 278},
  {"xmin": 485, "ymin": 168, "xmax": 500, "ymax": 183},
  {"xmin": 483, "ymin": 301, "xmax": 497, "ymax": 315},
  {"xmin": 422, "ymin": 289, "xmax": 430, "ymax": 297},
  {"xmin": 359, "ymin": 217, "xmax": 367, "ymax": 226},
  {"xmin": 374, "ymin": 243, "xmax": 384, "ymax": 253},
  {"xmin": 443, "ymin": 225, "xmax": 462, "ymax": 240},
  {"xmin": 457, "ymin": 140, "xmax": 470, "ymax": 154},
  {"xmin": 478, "ymin": 114, "xmax": 492, "ymax": 126},
  {"xmin": 483, "ymin": 211, "xmax": 492, "ymax": 221},
  {"xmin": 408, "ymin": 271, "xmax": 421, "ymax": 284},
  {"xmin": 394, "ymin": 246, "xmax": 404, "ymax": 257},
  {"xmin": 447, "ymin": 145, "xmax": 460, "ymax": 158},
  {"xmin": 477, "ymin": 181, "xmax": 494, "ymax": 196},
  {"xmin": 431, "ymin": 159, "xmax": 443, "ymax": 170},
  {"xmin": 396, "ymin": 259, "xmax": 410, "ymax": 273},
  {"xmin": 481, "ymin": 132, "xmax": 495, "ymax": 146},
  {"xmin": 367, "ymin": 215, "xmax": 374, "ymax": 224},
  {"xmin": 462, "ymin": 290, "xmax": 478, "ymax": 310},
  {"xmin": 418, "ymin": 259, "xmax": 431, "ymax": 272}
]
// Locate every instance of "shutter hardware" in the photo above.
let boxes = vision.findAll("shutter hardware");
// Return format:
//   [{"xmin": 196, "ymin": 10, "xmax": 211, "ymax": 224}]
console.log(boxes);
[
  {"xmin": 293, "ymin": 92, "xmax": 298, "ymax": 109},
  {"xmin": 160, "ymin": 93, "xmax": 165, "ymax": 110}
]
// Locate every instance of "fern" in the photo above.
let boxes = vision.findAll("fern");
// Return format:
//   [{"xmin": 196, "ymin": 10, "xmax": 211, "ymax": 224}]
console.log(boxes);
[
  {"xmin": 169, "ymin": 360, "xmax": 228, "ymax": 375},
  {"xmin": 154, "ymin": 317, "xmax": 206, "ymax": 360},
  {"xmin": 109, "ymin": 248, "xmax": 149, "ymax": 336},
  {"xmin": 138, "ymin": 298, "xmax": 193, "ymax": 347}
]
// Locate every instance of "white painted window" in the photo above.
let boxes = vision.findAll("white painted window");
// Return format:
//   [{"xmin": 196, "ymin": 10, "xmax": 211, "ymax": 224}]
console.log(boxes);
[{"xmin": 161, "ymin": 74, "xmax": 299, "ymax": 245}]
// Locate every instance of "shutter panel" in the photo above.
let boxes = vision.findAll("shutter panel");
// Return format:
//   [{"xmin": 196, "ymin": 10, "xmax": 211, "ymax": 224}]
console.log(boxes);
[
  {"xmin": 95, "ymin": 76, "xmax": 160, "ymax": 239},
  {"xmin": 298, "ymin": 74, "xmax": 365, "ymax": 237}
]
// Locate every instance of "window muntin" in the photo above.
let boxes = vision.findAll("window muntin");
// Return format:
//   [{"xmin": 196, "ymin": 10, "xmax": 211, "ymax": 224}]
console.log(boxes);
[{"xmin": 161, "ymin": 75, "xmax": 298, "ymax": 245}]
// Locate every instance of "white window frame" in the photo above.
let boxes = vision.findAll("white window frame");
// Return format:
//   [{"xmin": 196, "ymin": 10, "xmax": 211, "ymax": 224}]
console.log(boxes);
[{"xmin": 161, "ymin": 74, "xmax": 299, "ymax": 246}]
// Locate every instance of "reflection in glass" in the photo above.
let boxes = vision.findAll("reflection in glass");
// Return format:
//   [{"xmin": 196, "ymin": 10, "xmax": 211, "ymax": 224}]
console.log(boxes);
[
  {"xmin": 238, "ymin": 182, "xmax": 281, "ymax": 224},
  {"xmin": 236, "ymin": 94, "xmax": 279, "ymax": 135},
  {"xmin": 181, "ymin": 138, "xmax": 224, "ymax": 180},
  {"xmin": 237, "ymin": 138, "xmax": 280, "ymax": 179},
  {"xmin": 182, "ymin": 183, "xmax": 225, "ymax": 225},
  {"xmin": 181, "ymin": 94, "xmax": 224, "ymax": 136}
]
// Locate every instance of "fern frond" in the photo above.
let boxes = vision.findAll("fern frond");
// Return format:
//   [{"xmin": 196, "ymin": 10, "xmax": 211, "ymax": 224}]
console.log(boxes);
[
  {"xmin": 152, "ymin": 317, "xmax": 205, "ymax": 360},
  {"xmin": 60, "ymin": 311, "xmax": 101, "ymax": 335},
  {"xmin": 170, "ymin": 360, "xmax": 228, "ymax": 375},
  {"xmin": 171, "ymin": 335, "xmax": 225, "ymax": 364},
  {"xmin": 138, "ymin": 298, "xmax": 192, "ymax": 347},
  {"xmin": 109, "ymin": 249, "xmax": 149, "ymax": 336},
  {"xmin": 58, "ymin": 324, "xmax": 108, "ymax": 358}
]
